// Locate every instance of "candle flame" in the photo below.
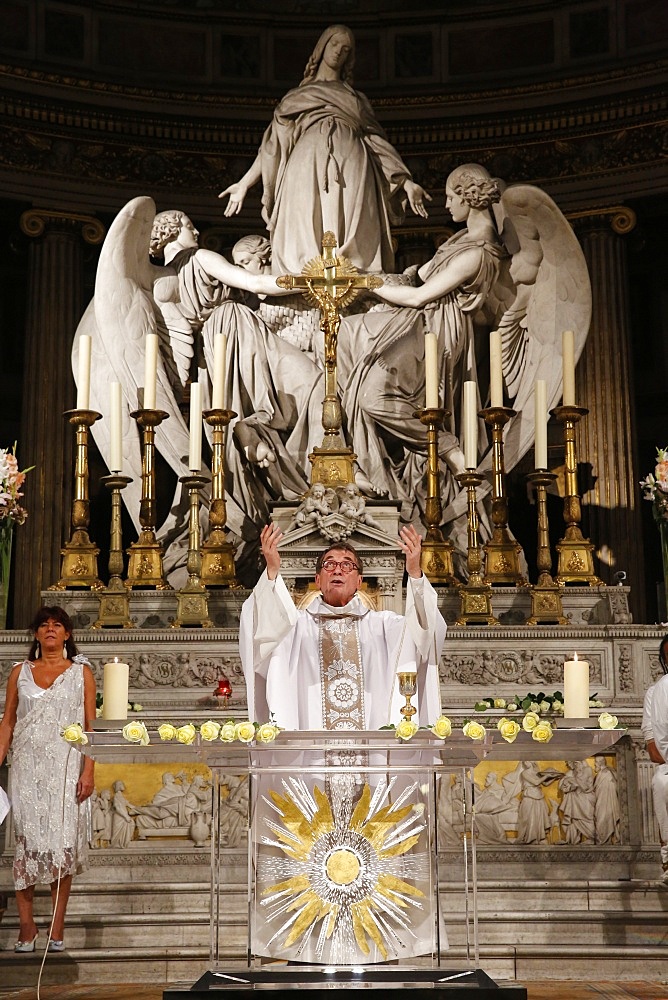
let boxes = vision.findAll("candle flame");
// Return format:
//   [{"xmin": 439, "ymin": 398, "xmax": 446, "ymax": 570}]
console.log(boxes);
[
  {"xmin": 573, "ymin": 652, "xmax": 578, "ymax": 662},
  {"xmin": 113, "ymin": 656, "xmax": 119, "ymax": 663}
]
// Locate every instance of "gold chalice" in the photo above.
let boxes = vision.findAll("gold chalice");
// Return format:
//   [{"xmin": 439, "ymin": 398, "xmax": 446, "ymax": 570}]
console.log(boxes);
[{"xmin": 397, "ymin": 671, "xmax": 418, "ymax": 722}]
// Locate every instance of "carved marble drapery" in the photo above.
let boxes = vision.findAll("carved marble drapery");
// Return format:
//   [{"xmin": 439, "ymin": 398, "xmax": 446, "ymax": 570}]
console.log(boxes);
[
  {"xmin": 572, "ymin": 209, "xmax": 644, "ymax": 619},
  {"xmin": 13, "ymin": 210, "xmax": 104, "ymax": 623}
]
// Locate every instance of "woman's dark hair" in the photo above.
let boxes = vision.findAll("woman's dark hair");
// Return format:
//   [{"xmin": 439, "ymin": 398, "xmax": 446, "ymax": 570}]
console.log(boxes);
[
  {"xmin": 28, "ymin": 606, "xmax": 79, "ymax": 661},
  {"xmin": 315, "ymin": 541, "xmax": 363, "ymax": 574},
  {"xmin": 660, "ymin": 635, "xmax": 668, "ymax": 675}
]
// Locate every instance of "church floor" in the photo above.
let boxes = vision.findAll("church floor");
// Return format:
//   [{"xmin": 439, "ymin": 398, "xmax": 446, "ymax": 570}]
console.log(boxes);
[{"xmin": 0, "ymin": 984, "xmax": 666, "ymax": 999}]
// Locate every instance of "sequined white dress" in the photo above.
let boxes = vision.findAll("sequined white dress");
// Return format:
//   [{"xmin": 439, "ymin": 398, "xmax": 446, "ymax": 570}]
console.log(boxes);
[{"xmin": 10, "ymin": 656, "xmax": 90, "ymax": 890}]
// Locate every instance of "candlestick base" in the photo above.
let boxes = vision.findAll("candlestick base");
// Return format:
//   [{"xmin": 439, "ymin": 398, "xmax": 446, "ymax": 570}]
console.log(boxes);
[
  {"xmin": 50, "ymin": 530, "xmax": 104, "ymax": 591},
  {"xmin": 483, "ymin": 528, "xmax": 527, "ymax": 587},
  {"xmin": 526, "ymin": 583, "xmax": 568, "ymax": 626},
  {"xmin": 555, "ymin": 529, "xmax": 603, "ymax": 586},
  {"xmin": 201, "ymin": 530, "xmax": 239, "ymax": 588},
  {"xmin": 172, "ymin": 583, "xmax": 213, "ymax": 629},
  {"xmin": 309, "ymin": 438, "xmax": 357, "ymax": 488},
  {"xmin": 420, "ymin": 530, "xmax": 459, "ymax": 586},
  {"xmin": 126, "ymin": 531, "xmax": 172, "ymax": 590},
  {"xmin": 92, "ymin": 578, "xmax": 135, "ymax": 629},
  {"xmin": 455, "ymin": 582, "xmax": 499, "ymax": 627}
]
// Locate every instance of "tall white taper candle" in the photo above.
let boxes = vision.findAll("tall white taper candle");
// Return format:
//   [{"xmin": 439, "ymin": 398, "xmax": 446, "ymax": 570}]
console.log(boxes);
[
  {"xmin": 463, "ymin": 381, "xmax": 477, "ymax": 469},
  {"xmin": 563, "ymin": 652, "xmax": 590, "ymax": 719},
  {"xmin": 188, "ymin": 382, "xmax": 203, "ymax": 472},
  {"xmin": 562, "ymin": 329, "xmax": 575, "ymax": 407},
  {"xmin": 102, "ymin": 657, "xmax": 129, "ymax": 720},
  {"xmin": 489, "ymin": 330, "xmax": 503, "ymax": 408},
  {"xmin": 143, "ymin": 333, "xmax": 158, "ymax": 410},
  {"xmin": 110, "ymin": 382, "xmax": 123, "ymax": 473},
  {"xmin": 76, "ymin": 335, "xmax": 91, "ymax": 410},
  {"xmin": 212, "ymin": 333, "xmax": 227, "ymax": 411},
  {"xmin": 424, "ymin": 332, "xmax": 439, "ymax": 409},
  {"xmin": 534, "ymin": 379, "xmax": 548, "ymax": 469}
]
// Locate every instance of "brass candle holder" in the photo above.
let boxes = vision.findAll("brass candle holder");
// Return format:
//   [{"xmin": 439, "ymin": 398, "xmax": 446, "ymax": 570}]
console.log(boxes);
[
  {"xmin": 480, "ymin": 405, "xmax": 527, "ymax": 586},
  {"xmin": 397, "ymin": 670, "xmax": 418, "ymax": 722},
  {"xmin": 126, "ymin": 408, "xmax": 171, "ymax": 589},
  {"xmin": 525, "ymin": 470, "xmax": 567, "ymax": 626},
  {"xmin": 455, "ymin": 470, "xmax": 498, "ymax": 626},
  {"xmin": 52, "ymin": 409, "xmax": 104, "ymax": 590},
  {"xmin": 201, "ymin": 408, "xmax": 238, "ymax": 587},
  {"xmin": 172, "ymin": 473, "xmax": 213, "ymax": 628},
  {"xmin": 416, "ymin": 406, "xmax": 457, "ymax": 585},
  {"xmin": 551, "ymin": 405, "xmax": 602, "ymax": 586},
  {"xmin": 93, "ymin": 474, "xmax": 134, "ymax": 628}
]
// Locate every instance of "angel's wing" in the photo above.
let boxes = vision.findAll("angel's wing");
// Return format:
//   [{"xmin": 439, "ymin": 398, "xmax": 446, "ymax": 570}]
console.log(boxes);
[
  {"xmin": 491, "ymin": 184, "xmax": 592, "ymax": 472},
  {"xmin": 72, "ymin": 196, "xmax": 195, "ymax": 531}
]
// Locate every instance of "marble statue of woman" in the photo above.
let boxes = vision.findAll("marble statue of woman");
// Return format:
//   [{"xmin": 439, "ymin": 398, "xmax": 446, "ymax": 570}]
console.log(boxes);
[{"xmin": 219, "ymin": 24, "xmax": 430, "ymax": 275}]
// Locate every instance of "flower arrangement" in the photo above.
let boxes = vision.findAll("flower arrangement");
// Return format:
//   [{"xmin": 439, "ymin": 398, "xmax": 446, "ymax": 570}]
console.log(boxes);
[
  {"xmin": 473, "ymin": 691, "xmax": 605, "ymax": 715},
  {"xmin": 0, "ymin": 445, "xmax": 30, "ymax": 527},
  {"xmin": 62, "ymin": 719, "xmax": 284, "ymax": 747},
  {"xmin": 640, "ymin": 447, "xmax": 668, "ymax": 513}
]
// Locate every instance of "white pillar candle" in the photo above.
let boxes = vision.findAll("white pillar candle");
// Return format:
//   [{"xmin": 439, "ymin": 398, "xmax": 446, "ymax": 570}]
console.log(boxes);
[
  {"xmin": 102, "ymin": 658, "xmax": 129, "ymax": 720},
  {"xmin": 463, "ymin": 380, "xmax": 477, "ymax": 469},
  {"xmin": 76, "ymin": 335, "xmax": 91, "ymax": 410},
  {"xmin": 424, "ymin": 332, "xmax": 439, "ymax": 409},
  {"xmin": 143, "ymin": 333, "xmax": 158, "ymax": 410},
  {"xmin": 534, "ymin": 379, "xmax": 548, "ymax": 469},
  {"xmin": 489, "ymin": 329, "xmax": 503, "ymax": 408},
  {"xmin": 110, "ymin": 382, "xmax": 123, "ymax": 473},
  {"xmin": 562, "ymin": 329, "xmax": 576, "ymax": 406},
  {"xmin": 211, "ymin": 333, "xmax": 227, "ymax": 411},
  {"xmin": 564, "ymin": 652, "xmax": 590, "ymax": 719},
  {"xmin": 188, "ymin": 382, "xmax": 203, "ymax": 472}
]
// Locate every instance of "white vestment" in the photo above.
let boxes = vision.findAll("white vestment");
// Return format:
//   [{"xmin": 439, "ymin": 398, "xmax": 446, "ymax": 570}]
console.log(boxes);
[
  {"xmin": 239, "ymin": 571, "xmax": 445, "ymax": 729},
  {"xmin": 646, "ymin": 680, "xmax": 668, "ymax": 850}
]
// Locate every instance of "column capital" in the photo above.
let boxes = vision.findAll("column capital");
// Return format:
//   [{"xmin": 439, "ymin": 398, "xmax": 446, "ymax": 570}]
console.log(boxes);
[
  {"xmin": 19, "ymin": 209, "xmax": 105, "ymax": 245},
  {"xmin": 566, "ymin": 205, "xmax": 637, "ymax": 236}
]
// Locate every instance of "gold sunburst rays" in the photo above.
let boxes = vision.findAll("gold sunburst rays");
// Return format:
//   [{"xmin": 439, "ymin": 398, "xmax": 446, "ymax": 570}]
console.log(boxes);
[{"xmin": 258, "ymin": 776, "xmax": 431, "ymax": 962}]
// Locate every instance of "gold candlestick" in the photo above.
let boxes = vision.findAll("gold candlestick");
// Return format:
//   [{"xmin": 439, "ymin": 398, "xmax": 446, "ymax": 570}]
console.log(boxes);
[
  {"xmin": 455, "ymin": 470, "xmax": 498, "ymax": 626},
  {"xmin": 126, "ymin": 408, "xmax": 171, "ymax": 589},
  {"xmin": 416, "ymin": 406, "xmax": 458, "ymax": 585},
  {"xmin": 173, "ymin": 473, "xmax": 213, "ymax": 628},
  {"xmin": 51, "ymin": 409, "xmax": 103, "ymax": 590},
  {"xmin": 397, "ymin": 671, "xmax": 418, "ymax": 722},
  {"xmin": 93, "ymin": 474, "xmax": 134, "ymax": 628},
  {"xmin": 480, "ymin": 405, "xmax": 527, "ymax": 586},
  {"xmin": 201, "ymin": 408, "xmax": 238, "ymax": 587},
  {"xmin": 525, "ymin": 470, "xmax": 567, "ymax": 625},
  {"xmin": 551, "ymin": 404, "xmax": 602, "ymax": 586}
]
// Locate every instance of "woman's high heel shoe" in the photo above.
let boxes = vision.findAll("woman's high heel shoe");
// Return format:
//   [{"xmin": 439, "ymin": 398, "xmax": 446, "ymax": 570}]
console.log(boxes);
[
  {"xmin": 47, "ymin": 939, "xmax": 64, "ymax": 952},
  {"xmin": 14, "ymin": 931, "xmax": 38, "ymax": 953}
]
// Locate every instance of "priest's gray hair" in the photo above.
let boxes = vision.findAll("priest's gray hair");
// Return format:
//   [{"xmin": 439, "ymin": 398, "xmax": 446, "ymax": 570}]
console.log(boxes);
[{"xmin": 316, "ymin": 541, "xmax": 362, "ymax": 574}]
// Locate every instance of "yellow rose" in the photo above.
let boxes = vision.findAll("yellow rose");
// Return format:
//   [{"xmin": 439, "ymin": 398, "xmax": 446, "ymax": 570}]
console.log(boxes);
[
  {"xmin": 395, "ymin": 719, "xmax": 419, "ymax": 741},
  {"xmin": 498, "ymin": 718, "xmax": 521, "ymax": 743},
  {"xmin": 532, "ymin": 720, "xmax": 553, "ymax": 744},
  {"xmin": 219, "ymin": 721, "xmax": 237, "ymax": 742},
  {"xmin": 598, "ymin": 712, "xmax": 619, "ymax": 730},
  {"xmin": 522, "ymin": 711, "xmax": 540, "ymax": 732},
  {"xmin": 62, "ymin": 723, "xmax": 88, "ymax": 745},
  {"xmin": 158, "ymin": 724, "xmax": 177, "ymax": 741},
  {"xmin": 122, "ymin": 721, "xmax": 149, "ymax": 746},
  {"xmin": 430, "ymin": 716, "xmax": 452, "ymax": 739},
  {"xmin": 176, "ymin": 723, "xmax": 197, "ymax": 745},
  {"xmin": 493, "ymin": 698, "xmax": 506, "ymax": 709},
  {"xmin": 463, "ymin": 721, "xmax": 485, "ymax": 741},
  {"xmin": 235, "ymin": 721, "xmax": 257, "ymax": 743},
  {"xmin": 199, "ymin": 720, "xmax": 221, "ymax": 742},
  {"xmin": 256, "ymin": 723, "xmax": 281, "ymax": 744}
]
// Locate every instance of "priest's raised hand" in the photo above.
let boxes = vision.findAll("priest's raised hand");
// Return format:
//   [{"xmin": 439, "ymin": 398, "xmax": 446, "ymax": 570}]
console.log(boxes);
[{"xmin": 260, "ymin": 522, "xmax": 283, "ymax": 581}]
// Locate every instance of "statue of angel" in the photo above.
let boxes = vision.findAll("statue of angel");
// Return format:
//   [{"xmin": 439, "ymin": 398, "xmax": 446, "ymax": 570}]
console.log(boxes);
[
  {"xmin": 71, "ymin": 196, "xmax": 322, "ymax": 583},
  {"xmin": 336, "ymin": 162, "xmax": 591, "ymax": 560}
]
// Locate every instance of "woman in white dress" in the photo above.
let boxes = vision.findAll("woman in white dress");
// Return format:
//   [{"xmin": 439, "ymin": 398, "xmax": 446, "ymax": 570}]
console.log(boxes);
[{"xmin": 0, "ymin": 606, "xmax": 96, "ymax": 952}]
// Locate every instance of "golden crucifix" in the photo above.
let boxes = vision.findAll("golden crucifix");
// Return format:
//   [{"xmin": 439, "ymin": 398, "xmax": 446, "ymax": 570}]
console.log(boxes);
[{"xmin": 277, "ymin": 232, "xmax": 383, "ymax": 486}]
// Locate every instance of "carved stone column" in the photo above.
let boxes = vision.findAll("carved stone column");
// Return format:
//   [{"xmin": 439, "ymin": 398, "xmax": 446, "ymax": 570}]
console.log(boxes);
[
  {"xmin": 571, "ymin": 207, "xmax": 645, "ymax": 620},
  {"xmin": 13, "ymin": 210, "xmax": 105, "ymax": 623}
]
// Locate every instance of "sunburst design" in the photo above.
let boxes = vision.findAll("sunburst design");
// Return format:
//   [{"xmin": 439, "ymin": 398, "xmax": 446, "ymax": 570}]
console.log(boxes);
[
  {"xmin": 300, "ymin": 252, "xmax": 363, "ymax": 311},
  {"xmin": 257, "ymin": 776, "xmax": 431, "ymax": 963}
]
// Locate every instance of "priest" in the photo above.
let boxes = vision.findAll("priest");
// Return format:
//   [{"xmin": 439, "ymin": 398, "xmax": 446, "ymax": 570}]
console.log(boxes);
[{"xmin": 239, "ymin": 522, "xmax": 446, "ymax": 730}]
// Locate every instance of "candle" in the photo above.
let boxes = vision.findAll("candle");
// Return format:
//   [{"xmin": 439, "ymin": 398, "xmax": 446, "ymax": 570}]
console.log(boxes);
[
  {"xmin": 463, "ymin": 380, "xmax": 477, "ymax": 469},
  {"xmin": 110, "ymin": 382, "xmax": 123, "ymax": 473},
  {"xmin": 534, "ymin": 379, "xmax": 547, "ymax": 469},
  {"xmin": 102, "ymin": 657, "xmax": 129, "ymax": 720},
  {"xmin": 562, "ymin": 329, "xmax": 575, "ymax": 406},
  {"xmin": 143, "ymin": 333, "xmax": 158, "ymax": 410},
  {"xmin": 212, "ymin": 333, "xmax": 227, "ymax": 411},
  {"xmin": 189, "ymin": 382, "xmax": 202, "ymax": 472},
  {"xmin": 489, "ymin": 330, "xmax": 503, "ymax": 408},
  {"xmin": 424, "ymin": 332, "xmax": 439, "ymax": 409},
  {"xmin": 563, "ymin": 652, "xmax": 590, "ymax": 719},
  {"xmin": 76, "ymin": 335, "xmax": 91, "ymax": 410}
]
